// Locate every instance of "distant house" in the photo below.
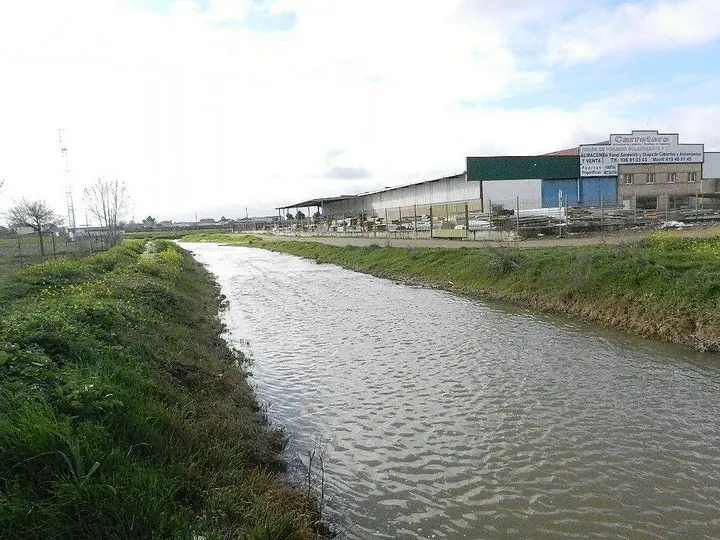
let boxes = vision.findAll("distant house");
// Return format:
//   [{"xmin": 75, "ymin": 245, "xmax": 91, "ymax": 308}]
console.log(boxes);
[
  {"xmin": 124, "ymin": 222, "xmax": 143, "ymax": 232},
  {"xmin": 13, "ymin": 226, "xmax": 34, "ymax": 236}
]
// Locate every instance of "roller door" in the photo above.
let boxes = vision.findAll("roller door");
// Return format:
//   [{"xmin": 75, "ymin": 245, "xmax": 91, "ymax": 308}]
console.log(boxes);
[{"xmin": 581, "ymin": 177, "xmax": 617, "ymax": 206}]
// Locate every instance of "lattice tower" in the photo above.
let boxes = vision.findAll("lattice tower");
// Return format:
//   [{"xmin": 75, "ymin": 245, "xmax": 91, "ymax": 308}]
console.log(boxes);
[{"xmin": 58, "ymin": 129, "xmax": 76, "ymax": 229}]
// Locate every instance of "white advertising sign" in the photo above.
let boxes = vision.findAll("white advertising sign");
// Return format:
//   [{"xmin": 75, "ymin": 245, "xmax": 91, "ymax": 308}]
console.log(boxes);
[{"xmin": 580, "ymin": 131, "xmax": 704, "ymax": 177}]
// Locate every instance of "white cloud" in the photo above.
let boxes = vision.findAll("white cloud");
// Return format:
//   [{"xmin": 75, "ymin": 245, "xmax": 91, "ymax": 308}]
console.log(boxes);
[
  {"xmin": 579, "ymin": 90, "xmax": 656, "ymax": 115},
  {"xmin": 544, "ymin": 0, "xmax": 720, "ymax": 64},
  {"xmin": 669, "ymin": 105, "xmax": 720, "ymax": 150},
  {"xmin": 202, "ymin": 0, "xmax": 250, "ymax": 22}
]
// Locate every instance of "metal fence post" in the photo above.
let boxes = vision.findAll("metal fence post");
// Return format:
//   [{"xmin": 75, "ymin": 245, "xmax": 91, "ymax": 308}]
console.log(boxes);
[
  {"xmin": 429, "ymin": 206, "xmax": 434, "ymax": 239},
  {"xmin": 558, "ymin": 193, "xmax": 563, "ymax": 237},
  {"xmin": 464, "ymin": 203, "xmax": 469, "ymax": 240},
  {"xmin": 515, "ymin": 196, "xmax": 520, "ymax": 235},
  {"xmin": 17, "ymin": 234, "xmax": 24, "ymax": 269},
  {"xmin": 385, "ymin": 208, "xmax": 390, "ymax": 241},
  {"xmin": 600, "ymin": 193, "xmax": 604, "ymax": 231},
  {"xmin": 414, "ymin": 204, "xmax": 418, "ymax": 239},
  {"xmin": 51, "ymin": 233, "xmax": 57, "ymax": 259},
  {"xmin": 398, "ymin": 206, "xmax": 402, "ymax": 238}
]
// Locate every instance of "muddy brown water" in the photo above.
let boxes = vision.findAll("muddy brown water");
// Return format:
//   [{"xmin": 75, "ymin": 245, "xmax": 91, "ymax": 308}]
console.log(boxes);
[{"xmin": 183, "ymin": 242, "xmax": 720, "ymax": 540}]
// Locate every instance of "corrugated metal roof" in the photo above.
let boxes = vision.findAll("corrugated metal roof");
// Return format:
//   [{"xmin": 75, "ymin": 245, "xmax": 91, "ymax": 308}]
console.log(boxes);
[
  {"xmin": 277, "ymin": 173, "xmax": 466, "ymax": 209},
  {"xmin": 543, "ymin": 147, "xmax": 580, "ymax": 156},
  {"xmin": 276, "ymin": 196, "xmax": 356, "ymax": 210},
  {"xmin": 543, "ymin": 141, "xmax": 609, "ymax": 156},
  {"xmin": 357, "ymin": 172, "xmax": 465, "ymax": 197}
]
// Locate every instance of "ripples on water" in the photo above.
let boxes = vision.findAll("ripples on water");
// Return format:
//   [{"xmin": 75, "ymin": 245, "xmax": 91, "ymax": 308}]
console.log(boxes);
[{"xmin": 183, "ymin": 243, "xmax": 720, "ymax": 540}]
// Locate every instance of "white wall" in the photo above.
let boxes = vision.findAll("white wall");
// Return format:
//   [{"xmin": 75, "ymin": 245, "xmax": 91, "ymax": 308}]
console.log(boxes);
[
  {"xmin": 322, "ymin": 176, "xmax": 543, "ymax": 217},
  {"xmin": 482, "ymin": 179, "xmax": 542, "ymax": 208},
  {"xmin": 364, "ymin": 175, "xmax": 480, "ymax": 209}
]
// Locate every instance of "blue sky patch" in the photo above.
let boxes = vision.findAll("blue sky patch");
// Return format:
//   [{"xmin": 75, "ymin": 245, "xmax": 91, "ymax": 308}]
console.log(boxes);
[
  {"xmin": 130, "ymin": 0, "xmax": 177, "ymax": 14},
  {"xmin": 222, "ymin": 6, "xmax": 296, "ymax": 32},
  {"xmin": 479, "ymin": 41, "xmax": 720, "ymax": 117},
  {"xmin": 131, "ymin": 0, "xmax": 296, "ymax": 32}
]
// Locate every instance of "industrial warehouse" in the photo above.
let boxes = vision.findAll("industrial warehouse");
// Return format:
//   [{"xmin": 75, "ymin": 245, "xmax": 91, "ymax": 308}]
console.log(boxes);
[{"xmin": 277, "ymin": 130, "xmax": 720, "ymax": 238}]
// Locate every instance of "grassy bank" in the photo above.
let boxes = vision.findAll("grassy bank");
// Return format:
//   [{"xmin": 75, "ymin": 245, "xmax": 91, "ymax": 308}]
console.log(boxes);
[
  {"xmin": 125, "ymin": 229, "xmax": 232, "ymax": 241},
  {"xmin": 0, "ymin": 240, "xmax": 322, "ymax": 539},
  {"xmin": 182, "ymin": 233, "xmax": 720, "ymax": 352}
]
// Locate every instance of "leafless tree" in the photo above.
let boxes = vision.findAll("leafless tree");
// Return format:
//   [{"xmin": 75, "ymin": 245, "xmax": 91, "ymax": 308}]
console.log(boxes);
[
  {"xmin": 84, "ymin": 177, "xmax": 129, "ymax": 247},
  {"xmin": 6, "ymin": 198, "xmax": 62, "ymax": 257}
]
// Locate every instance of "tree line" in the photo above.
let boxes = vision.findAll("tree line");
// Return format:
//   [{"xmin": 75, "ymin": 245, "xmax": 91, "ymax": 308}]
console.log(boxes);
[{"xmin": 3, "ymin": 178, "xmax": 129, "ymax": 257}]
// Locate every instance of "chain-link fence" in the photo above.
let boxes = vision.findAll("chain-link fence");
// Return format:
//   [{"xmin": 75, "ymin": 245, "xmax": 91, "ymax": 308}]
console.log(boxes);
[
  {"xmin": 0, "ymin": 232, "xmax": 114, "ymax": 275},
  {"xmin": 267, "ymin": 196, "xmax": 720, "ymax": 241}
]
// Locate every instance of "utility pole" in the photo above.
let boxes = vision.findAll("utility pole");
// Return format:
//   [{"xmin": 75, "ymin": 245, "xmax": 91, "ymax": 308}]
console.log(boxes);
[{"xmin": 58, "ymin": 129, "xmax": 76, "ymax": 230}]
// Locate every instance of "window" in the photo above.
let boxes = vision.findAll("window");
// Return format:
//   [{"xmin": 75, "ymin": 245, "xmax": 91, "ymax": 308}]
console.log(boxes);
[
  {"xmin": 637, "ymin": 196, "xmax": 658, "ymax": 210},
  {"xmin": 688, "ymin": 172, "xmax": 697, "ymax": 183},
  {"xmin": 647, "ymin": 173, "xmax": 655, "ymax": 184},
  {"xmin": 668, "ymin": 173, "xmax": 677, "ymax": 184},
  {"xmin": 669, "ymin": 195, "xmax": 691, "ymax": 209},
  {"xmin": 623, "ymin": 174, "xmax": 633, "ymax": 185}
]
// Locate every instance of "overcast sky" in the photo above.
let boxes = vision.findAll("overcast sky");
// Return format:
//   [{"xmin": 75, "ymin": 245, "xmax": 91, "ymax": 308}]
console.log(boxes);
[{"xmin": 1, "ymin": 0, "xmax": 719, "ymax": 223}]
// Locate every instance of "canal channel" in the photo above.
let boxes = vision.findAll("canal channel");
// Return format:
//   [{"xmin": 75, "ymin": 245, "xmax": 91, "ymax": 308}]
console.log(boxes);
[{"xmin": 182, "ymin": 242, "xmax": 720, "ymax": 540}]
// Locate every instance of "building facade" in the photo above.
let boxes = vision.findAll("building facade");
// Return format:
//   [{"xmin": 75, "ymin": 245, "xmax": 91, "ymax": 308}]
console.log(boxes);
[{"xmin": 617, "ymin": 163, "xmax": 703, "ymax": 210}]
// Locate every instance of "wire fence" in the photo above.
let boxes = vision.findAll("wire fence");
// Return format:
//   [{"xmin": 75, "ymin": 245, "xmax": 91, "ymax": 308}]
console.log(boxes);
[
  {"xmin": 268, "ymin": 196, "xmax": 720, "ymax": 241},
  {"xmin": 0, "ymin": 232, "xmax": 115, "ymax": 276}
]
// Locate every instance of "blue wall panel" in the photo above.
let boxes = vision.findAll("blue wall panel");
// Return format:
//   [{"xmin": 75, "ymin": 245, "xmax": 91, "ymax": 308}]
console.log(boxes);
[
  {"xmin": 542, "ymin": 179, "xmax": 580, "ymax": 207},
  {"xmin": 581, "ymin": 177, "xmax": 617, "ymax": 206},
  {"xmin": 542, "ymin": 177, "xmax": 617, "ymax": 207}
]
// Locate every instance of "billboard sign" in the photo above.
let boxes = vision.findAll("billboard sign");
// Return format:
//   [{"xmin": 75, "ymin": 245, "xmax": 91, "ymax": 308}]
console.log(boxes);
[{"xmin": 580, "ymin": 131, "xmax": 704, "ymax": 177}]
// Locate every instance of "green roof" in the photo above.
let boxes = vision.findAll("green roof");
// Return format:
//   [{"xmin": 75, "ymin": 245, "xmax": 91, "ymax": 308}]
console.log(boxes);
[{"xmin": 466, "ymin": 155, "xmax": 580, "ymax": 181}]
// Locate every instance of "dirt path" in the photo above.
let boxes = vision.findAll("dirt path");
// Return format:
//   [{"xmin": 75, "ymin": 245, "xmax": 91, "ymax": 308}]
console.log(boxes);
[{"xmin": 255, "ymin": 224, "xmax": 720, "ymax": 249}]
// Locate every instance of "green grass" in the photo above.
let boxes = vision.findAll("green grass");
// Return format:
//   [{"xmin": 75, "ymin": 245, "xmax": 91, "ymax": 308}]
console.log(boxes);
[
  {"xmin": 125, "ymin": 229, "xmax": 232, "ymax": 240},
  {"xmin": 0, "ymin": 240, "xmax": 323, "ymax": 539},
  {"xmin": 183, "ymin": 232, "xmax": 720, "ymax": 352}
]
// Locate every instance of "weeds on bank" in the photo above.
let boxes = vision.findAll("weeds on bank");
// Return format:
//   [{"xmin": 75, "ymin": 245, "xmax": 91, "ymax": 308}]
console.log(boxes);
[
  {"xmin": 0, "ymin": 240, "xmax": 323, "ymax": 539},
  {"xmin": 125, "ymin": 229, "xmax": 233, "ymax": 241}
]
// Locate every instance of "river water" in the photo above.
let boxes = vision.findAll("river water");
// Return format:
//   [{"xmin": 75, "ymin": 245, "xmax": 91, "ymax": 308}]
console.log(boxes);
[{"xmin": 182, "ymin": 243, "xmax": 720, "ymax": 540}]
